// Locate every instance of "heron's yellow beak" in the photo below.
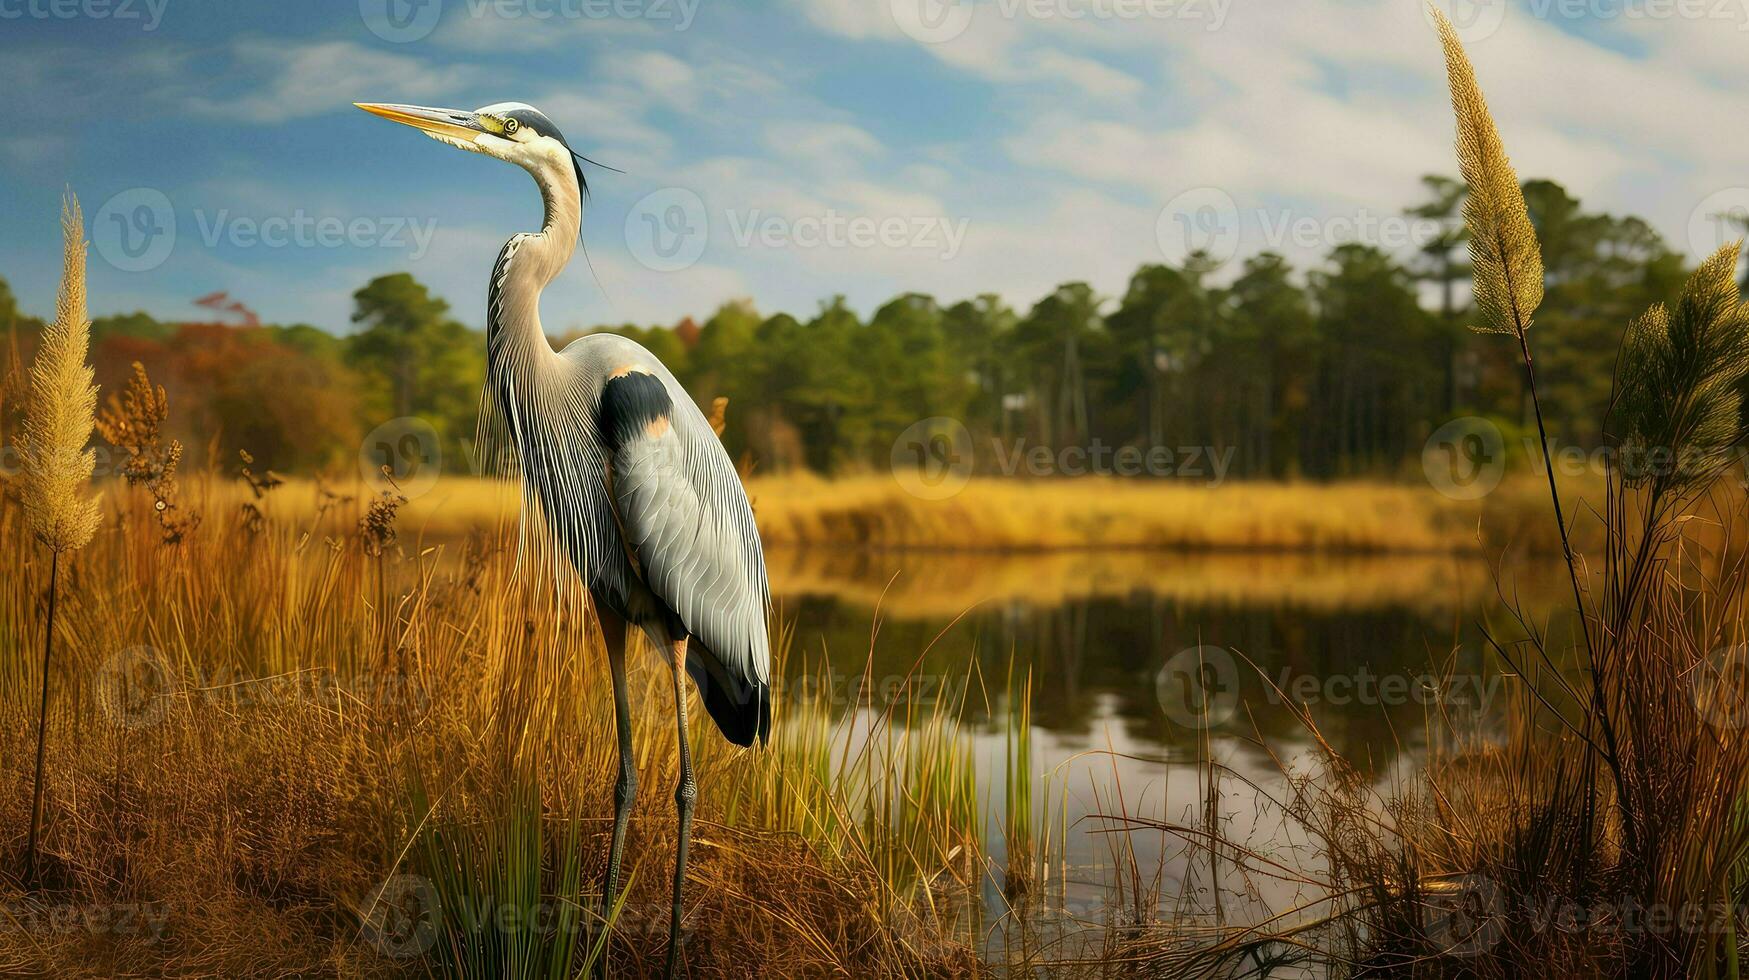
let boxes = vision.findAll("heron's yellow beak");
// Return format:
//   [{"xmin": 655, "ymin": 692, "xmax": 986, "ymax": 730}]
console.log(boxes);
[{"xmin": 354, "ymin": 103, "xmax": 489, "ymax": 144}]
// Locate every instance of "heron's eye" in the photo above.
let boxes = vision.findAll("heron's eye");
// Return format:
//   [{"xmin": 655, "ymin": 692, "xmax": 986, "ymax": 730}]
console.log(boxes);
[{"xmin": 503, "ymin": 118, "xmax": 520, "ymax": 135}]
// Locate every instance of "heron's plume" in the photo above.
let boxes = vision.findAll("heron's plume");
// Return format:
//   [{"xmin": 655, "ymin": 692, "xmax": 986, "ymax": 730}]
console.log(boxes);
[
  {"xmin": 17, "ymin": 192, "xmax": 102, "ymax": 553},
  {"xmin": 1433, "ymin": 5, "xmax": 1544, "ymax": 339}
]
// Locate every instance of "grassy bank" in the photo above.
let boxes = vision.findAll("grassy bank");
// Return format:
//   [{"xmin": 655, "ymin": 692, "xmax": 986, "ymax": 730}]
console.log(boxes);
[
  {"xmin": 205, "ymin": 471, "xmax": 1595, "ymax": 557},
  {"xmin": 0, "ymin": 484, "xmax": 1050, "ymax": 977}
]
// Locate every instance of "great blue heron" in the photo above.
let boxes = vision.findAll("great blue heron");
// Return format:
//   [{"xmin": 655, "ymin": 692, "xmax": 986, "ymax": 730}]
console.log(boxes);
[{"xmin": 355, "ymin": 101, "xmax": 772, "ymax": 977}]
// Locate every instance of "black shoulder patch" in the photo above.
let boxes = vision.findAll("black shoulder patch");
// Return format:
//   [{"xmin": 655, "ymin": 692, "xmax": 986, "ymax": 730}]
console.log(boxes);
[{"xmin": 598, "ymin": 371, "xmax": 673, "ymax": 451}]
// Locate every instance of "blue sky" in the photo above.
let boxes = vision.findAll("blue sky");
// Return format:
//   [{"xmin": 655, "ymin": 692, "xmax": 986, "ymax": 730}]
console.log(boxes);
[{"xmin": 0, "ymin": 0, "xmax": 1744, "ymax": 334}]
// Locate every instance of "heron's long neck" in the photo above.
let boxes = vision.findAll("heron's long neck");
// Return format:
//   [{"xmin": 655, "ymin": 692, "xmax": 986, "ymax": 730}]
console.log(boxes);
[{"xmin": 486, "ymin": 168, "xmax": 580, "ymax": 381}]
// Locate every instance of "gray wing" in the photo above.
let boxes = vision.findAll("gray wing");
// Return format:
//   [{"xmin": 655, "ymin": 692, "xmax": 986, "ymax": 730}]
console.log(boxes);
[{"xmin": 588, "ymin": 345, "xmax": 772, "ymax": 692}]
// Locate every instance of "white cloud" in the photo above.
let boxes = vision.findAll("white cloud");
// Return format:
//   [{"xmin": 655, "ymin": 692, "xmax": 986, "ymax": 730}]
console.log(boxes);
[
  {"xmin": 186, "ymin": 41, "xmax": 476, "ymax": 123},
  {"xmin": 764, "ymin": 121, "xmax": 884, "ymax": 172},
  {"xmin": 1034, "ymin": 50, "xmax": 1142, "ymax": 96}
]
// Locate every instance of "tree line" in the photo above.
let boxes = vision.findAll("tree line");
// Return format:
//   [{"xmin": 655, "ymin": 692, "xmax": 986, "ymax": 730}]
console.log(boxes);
[{"xmin": 1, "ymin": 175, "xmax": 1742, "ymax": 481}]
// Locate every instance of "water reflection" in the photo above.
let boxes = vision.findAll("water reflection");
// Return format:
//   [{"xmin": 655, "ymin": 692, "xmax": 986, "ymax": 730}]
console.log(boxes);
[
  {"xmin": 770, "ymin": 548, "xmax": 1550, "ymax": 761},
  {"xmin": 769, "ymin": 547, "xmax": 1548, "ymax": 933}
]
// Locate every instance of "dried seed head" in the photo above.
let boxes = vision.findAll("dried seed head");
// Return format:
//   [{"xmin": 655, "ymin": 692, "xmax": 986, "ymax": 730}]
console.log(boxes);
[
  {"xmin": 359, "ymin": 489, "xmax": 407, "ymax": 557},
  {"xmin": 17, "ymin": 192, "xmax": 102, "ymax": 553}
]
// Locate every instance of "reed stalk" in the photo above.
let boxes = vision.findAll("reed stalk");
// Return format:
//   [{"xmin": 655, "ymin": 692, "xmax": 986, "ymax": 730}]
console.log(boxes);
[{"xmin": 15, "ymin": 193, "xmax": 102, "ymax": 882}]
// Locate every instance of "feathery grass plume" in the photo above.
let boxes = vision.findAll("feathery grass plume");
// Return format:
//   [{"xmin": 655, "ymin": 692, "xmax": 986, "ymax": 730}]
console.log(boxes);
[
  {"xmin": 1432, "ymin": 5, "xmax": 1544, "ymax": 338},
  {"xmin": 1613, "ymin": 240, "xmax": 1749, "ymax": 492},
  {"xmin": 19, "ymin": 191, "xmax": 102, "ymax": 884},
  {"xmin": 17, "ymin": 194, "xmax": 101, "ymax": 552},
  {"xmin": 1433, "ymin": 2, "xmax": 1636, "ymax": 854}
]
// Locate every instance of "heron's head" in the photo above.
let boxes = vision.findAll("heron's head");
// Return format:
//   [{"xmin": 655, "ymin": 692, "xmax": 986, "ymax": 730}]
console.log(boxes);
[{"xmin": 354, "ymin": 101, "xmax": 590, "ymax": 199}]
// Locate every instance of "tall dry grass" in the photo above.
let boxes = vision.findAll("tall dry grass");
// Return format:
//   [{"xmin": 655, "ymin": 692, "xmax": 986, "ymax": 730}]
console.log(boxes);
[
  {"xmin": 14, "ymin": 193, "xmax": 102, "ymax": 884},
  {"xmin": 1123, "ymin": 13, "xmax": 1749, "ymax": 977},
  {"xmin": 0, "ymin": 465, "xmax": 1046, "ymax": 976}
]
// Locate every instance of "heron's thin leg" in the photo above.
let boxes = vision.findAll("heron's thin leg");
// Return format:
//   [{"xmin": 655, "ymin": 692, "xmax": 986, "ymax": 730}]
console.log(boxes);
[
  {"xmin": 665, "ymin": 637, "xmax": 695, "ymax": 979},
  {"xmin": 600, "ymin": 610, "xmax": 636, "ymax": 953}
]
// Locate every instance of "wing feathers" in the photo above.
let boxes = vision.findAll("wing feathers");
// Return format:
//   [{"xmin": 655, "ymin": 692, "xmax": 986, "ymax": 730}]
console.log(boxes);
[{"xmin": 598, "ymin": 368, "xmax": 772, "ymax": 693}]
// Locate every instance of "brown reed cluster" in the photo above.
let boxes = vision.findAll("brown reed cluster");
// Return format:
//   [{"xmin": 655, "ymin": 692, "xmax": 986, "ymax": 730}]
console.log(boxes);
[
  {"xmin": 236, "ymin": 448, "xmax": 283, "ymax": 534},
  {"xmin": 707, "ymin": 395, "xmax": 729, "ymax": 437},
  {"xmin": 95, "ymin": 361, "xmax": 200, "ymax": 544},
  {"xmin": 357, "ymin": 486, "xmax": 406, "ymax": 557}
]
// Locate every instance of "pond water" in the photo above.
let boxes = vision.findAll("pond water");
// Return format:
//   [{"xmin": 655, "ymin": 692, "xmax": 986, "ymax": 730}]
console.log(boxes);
[{"xmin": 766, "ymin": 547, "xmax": 1564, "ymax": 947}]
